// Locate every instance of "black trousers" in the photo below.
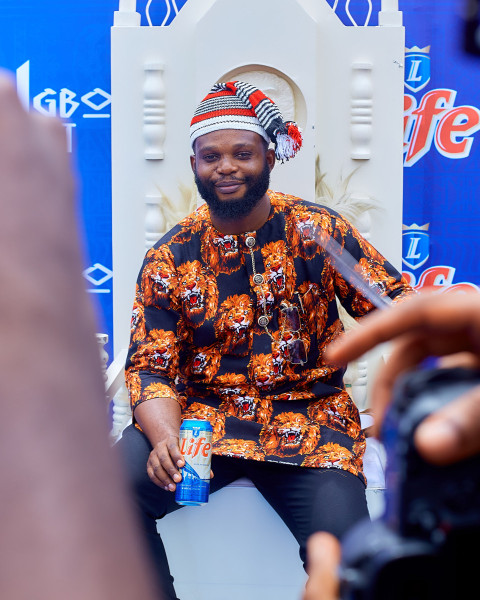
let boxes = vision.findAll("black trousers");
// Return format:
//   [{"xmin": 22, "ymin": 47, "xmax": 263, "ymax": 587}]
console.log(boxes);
[{"xmin": 117, "ymin": 424, "xmax": 369, "ymax": 600}]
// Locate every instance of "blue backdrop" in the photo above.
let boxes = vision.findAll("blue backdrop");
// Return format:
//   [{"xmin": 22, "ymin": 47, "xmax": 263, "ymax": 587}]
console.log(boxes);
[{"xmin": 1, "ymin": 0, "xmax": 478, "ymax": 362}]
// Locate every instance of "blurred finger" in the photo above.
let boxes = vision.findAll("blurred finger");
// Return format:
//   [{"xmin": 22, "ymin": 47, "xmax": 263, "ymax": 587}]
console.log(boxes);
[
  {"xmin": 326, "ymin": 291, "xmax": 480, "ymax": 367},
  {"xmin": 370, "ymin": 333, "xmax": 479, "ymax": 437},
  {"xmin": 304, "ymin": 532, "xmax": 341, "ymax": 600},
  {"xmin": 437, "ymin": 352, "xmax": 480, "ymax": 370},
  {"xmin": 369, "ymin": 333, "xmax": 435, "ymax": 436},
  {"xmin": 414, "ymin": 384, "xmax": 480, "ymax": 465}
]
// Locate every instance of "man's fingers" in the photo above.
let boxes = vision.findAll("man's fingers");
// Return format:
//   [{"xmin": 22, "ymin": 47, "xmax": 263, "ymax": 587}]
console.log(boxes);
[
  {"xmin": 146, "ymin": 462, "xmax": 170, "ymax": 489},
  {"xmin": 148, "ymin": 441, "xmax": 183, "ymax": 491},
  {"xmin": 414, "ymin": 385, "xmax": 480, "ymax": 465},
  {"xmin": 166, "ymin": 438, "xmax": 185, "ymax": 469}
]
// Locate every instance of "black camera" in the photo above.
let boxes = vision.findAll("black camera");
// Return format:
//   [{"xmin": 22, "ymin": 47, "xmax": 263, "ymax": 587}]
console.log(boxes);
[{"xmin": 339, "ymin": 367, "xmax": 480, "ymax": 600}]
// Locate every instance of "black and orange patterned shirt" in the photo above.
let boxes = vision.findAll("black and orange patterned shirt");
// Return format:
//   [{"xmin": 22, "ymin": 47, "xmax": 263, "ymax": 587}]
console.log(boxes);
[{"xmin": 126, "ymin": 191, "xmax": 413, "ymax": 483}]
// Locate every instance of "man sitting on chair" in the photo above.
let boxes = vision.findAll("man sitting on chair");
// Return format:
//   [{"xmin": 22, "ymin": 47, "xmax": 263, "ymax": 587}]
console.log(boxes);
[{"xmin": 117, "ymin": 80, "xmax": 413, "ymax": 599}]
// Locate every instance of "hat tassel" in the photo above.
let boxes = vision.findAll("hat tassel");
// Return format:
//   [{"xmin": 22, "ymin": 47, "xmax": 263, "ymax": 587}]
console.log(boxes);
[{"xmin": 275, "ymin": 122, "xmax": 303, "ymax": 162}]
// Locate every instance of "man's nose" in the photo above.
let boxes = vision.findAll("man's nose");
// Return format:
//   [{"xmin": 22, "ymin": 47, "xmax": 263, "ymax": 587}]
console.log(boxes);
[{"xmin": 216, "ymin": 155, "xmax": 237, "ymax": 173}]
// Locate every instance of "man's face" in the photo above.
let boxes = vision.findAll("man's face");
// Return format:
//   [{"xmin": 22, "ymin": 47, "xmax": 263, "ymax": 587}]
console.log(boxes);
[{"xmin": 191, "ymin": 130, "xmax": 275, "ymax": 221}]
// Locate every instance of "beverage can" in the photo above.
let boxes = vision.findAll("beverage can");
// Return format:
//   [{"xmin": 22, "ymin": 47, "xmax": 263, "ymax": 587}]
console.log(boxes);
[{"xmin": 175, "ymin": 419, "xmax": 213, "ymax": 506}]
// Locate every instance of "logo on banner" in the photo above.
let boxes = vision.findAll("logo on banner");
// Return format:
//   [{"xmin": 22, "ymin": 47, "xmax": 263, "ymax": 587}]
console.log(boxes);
[
  {"xmin": 15, "ymin": 60, "xmax": 111, "ymax": 153},
  {"xmin": 402, "ymin": 223, "xmax": 430, "ymax": 270},
  {"xmin": 402, "ymin": 222, "xmax": 479, "ymax": 293},
  {"xmin": 403, "ymin": 45, "xmax": 480, "ymax": 166},
  {"xmin": 405, "ymin": 46, "xmax": 431, "ymax": 93},
  {"xmin": 83, "ymin": 263, "xmax": 113, "ymax": 294},
  {"xmin": 402, "ymin": 265, "xmax": 480, "ymax": 294}
]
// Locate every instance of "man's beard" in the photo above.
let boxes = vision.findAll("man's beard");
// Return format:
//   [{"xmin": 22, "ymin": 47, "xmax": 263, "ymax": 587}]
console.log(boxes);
[{"xmin": 194, "ymin": 160, "xmax": 270, "ymax": 221}]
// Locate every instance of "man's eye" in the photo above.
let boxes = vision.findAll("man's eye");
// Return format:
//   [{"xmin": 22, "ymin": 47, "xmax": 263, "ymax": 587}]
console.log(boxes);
[
  {"xmin": 202, "ymin": 154, "xmax": 218, "ymax": 162},
  {"xmin": 237, "ymin": 152, "xmax": 252, "ymax": 159}
]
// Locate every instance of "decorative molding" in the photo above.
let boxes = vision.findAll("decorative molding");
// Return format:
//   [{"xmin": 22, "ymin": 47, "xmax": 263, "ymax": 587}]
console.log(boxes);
[
  {"xmin": 145, "ymin": 193, "xmax": 167, "ymax": 249},
  {"xmin": 345, "ymin": 0, "xmax": 373, "ymax": 27},
  {"xmin": 111, "ymin": 386, "xmax": 132, "ymax": 442},
  {"xmin": 114, "ymin": 0, "xmax": 141, "ymax": 26},
  {"xmin": 105, "ymin": 348, "xmax": 131, "ymax": 441},
  {"xmin": 144, "ymin": 63, "xmax": 166, "ymax": 160},
  {"xmin": 96, "ymin": 333, "xmax": 109, "ymax": 385},
  {"xmin": 350, "ymin": 62, "xmax": 373, "ymax": 160},
  {"xmin": 379, "ymin": 0, "xmax": 403, "ymax": 27}
]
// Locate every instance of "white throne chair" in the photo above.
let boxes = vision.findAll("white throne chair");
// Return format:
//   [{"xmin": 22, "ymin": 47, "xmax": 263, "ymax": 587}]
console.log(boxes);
[{"xmin": 106, "ymin": 1, "xmax": 405, "ymax": 598}]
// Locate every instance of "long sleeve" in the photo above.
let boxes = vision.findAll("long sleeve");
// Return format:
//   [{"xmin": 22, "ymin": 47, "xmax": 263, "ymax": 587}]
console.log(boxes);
[
  {"xmin": 125, "ymin": 245, "xmax": 184, "ymax": 419},
  {"xmin": 327, "ymin": 211, "xmax": 414, "ymax": 317}
]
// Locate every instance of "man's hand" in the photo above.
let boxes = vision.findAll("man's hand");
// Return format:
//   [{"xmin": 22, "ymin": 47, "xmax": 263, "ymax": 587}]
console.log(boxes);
[
  {"xmin": 134, "ymin": 397, "xmax": 185, "ymax": 491},
  {"xmin": 147, "ymin": 431, "xmax": 185, "ymax": 491}
]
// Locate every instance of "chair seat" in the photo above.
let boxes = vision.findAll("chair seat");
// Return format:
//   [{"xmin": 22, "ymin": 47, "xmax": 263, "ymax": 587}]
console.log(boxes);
[{"xmin": 159, "ymin": 437, "xmax": 386, "ymax": 600}]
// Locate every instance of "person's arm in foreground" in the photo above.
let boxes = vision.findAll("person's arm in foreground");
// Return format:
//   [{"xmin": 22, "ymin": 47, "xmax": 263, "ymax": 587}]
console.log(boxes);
[
  {"xmin": 302, "ymin": 290, "xmax": 480, "ymax": 600},
  {"xmin": 0, "ymin": 73, "xmax": 157, "ymax": 599}
]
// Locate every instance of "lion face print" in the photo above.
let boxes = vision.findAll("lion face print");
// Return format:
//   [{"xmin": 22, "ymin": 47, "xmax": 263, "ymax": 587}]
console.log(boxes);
[
  {"xmin": 130, "ymin": 287, "xmax": 146, "ymax": 342},
  {"xmin": 260, "ymin": 412, "xmax": 320, "ymax": 457},
  {"xmin": 177, "ymin": 260, "xmax": 218, "ymax": 326},
  {"xmin": 262, "ymin": 240, "xmax": 294, "ymax": 297},
  {"xmin": 302, "ymin": 442, "xmax": 355, "ymax": 472},
  {"xmin": 213, "ymin": 438, "xmax": 265, "ymax": 461},
  {"xmin": 149, "ymin": 330, "xmax": 178, "ymax": 372},
  {"xmin": 352, "ymin": 438, "xmax": 366, "ymax": 468},
  {"xmin": 308, "ymin": 391, "xmax": 361, "ymax": 438},
  {"xmin": 141, "ymin": 246, "xmax": 176, "ymax": 306},
  {"xmin": 248, "ymin": 353, "xmax": 278, "ymax": 390},
  {"xmin": 350, "ymin": 258, "xmax": 395, "ymax": 314},
  {"xmin": 185, "ymin": 347, "xmax": 222, "ymax": 383},
  {"xmin": 271, "ymin": 341, "xmax": 287, "ymax": 378},
  {"xmin": 215, "ymin": 294, "xmax": 254, "ymax": 353},
  {"xmin": 142, "ymin": 382, "xmax": 179, "ymax": 404},
  {"xmin": 292, "ymin": 213, "xmax": 318, "ymax": 256},
  {"xmin": 201, "ymin": 228, "xmax": 241, "ymax": 275},
  {"xmin": 133, "ymin": 329, "xmax": 179, "ymax": 376},
  {"xmin": 125, "ymin": 368, "xmax": 142, "ymax": 409},
  {"xmin": 318, "ymin": 320, "xmax": 344, "ymax": 362},
  {"xmin": 215, "ymin": 372, "xmax": 248, "ymax": 392},
  {"xmin": 288, "ymin": 208, "xmax": 333, "ymax": 261},
  {"xmin": 220, "ymin": 393, "xmax": 273, "ymax": 424}
]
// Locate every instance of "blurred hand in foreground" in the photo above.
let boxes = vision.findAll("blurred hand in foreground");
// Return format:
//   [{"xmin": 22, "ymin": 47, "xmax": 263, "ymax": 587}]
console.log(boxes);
[
  {"xmin": 302, "ymin": 290, "xmax": 480, "ymax": 600},
  {"xmin": 0, "ymin": 72, "xmax": 157, "ymax": 599}
]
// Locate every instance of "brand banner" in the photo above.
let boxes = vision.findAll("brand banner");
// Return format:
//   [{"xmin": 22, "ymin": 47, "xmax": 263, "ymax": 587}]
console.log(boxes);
[
  {"xmin": 401, "ymin": 1, "xmax": 480, "ymax": 294},
  {"xmin": 0, "ymin": 0, "xmax": 477, "ymax": 359}
]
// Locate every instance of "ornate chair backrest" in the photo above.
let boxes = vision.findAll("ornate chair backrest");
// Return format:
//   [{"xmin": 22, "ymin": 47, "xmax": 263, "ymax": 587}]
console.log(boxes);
[{"xmin": 111, "ymin": 0, "xmax": 405, "ymax": 368}]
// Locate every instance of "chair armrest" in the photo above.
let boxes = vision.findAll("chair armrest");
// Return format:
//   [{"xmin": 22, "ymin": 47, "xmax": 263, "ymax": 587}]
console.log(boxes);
[{"xmin": 105, "ymin": 348, "xmax": 128, "ymax": 401}]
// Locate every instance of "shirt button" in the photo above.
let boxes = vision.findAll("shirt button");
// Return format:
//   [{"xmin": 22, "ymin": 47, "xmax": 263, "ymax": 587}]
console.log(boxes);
[
  {"xmin": 258, "ymin": 315, "xmax": 269, "ymax": 327},
  {"xmin": 245, "ymin": 236, "xmax": 256, "ymax": 248},
  {"xmin": 253, "ymin": 274, "xmax": 264, "ymax": 285}
]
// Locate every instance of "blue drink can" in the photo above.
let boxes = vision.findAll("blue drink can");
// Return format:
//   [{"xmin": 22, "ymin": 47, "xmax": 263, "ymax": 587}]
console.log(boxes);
[{"xmin": 175, "ymin": 419, "xmax": 213, "ymax": 506}]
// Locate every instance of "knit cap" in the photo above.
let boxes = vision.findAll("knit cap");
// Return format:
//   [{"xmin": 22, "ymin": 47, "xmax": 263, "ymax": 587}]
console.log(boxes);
[{"xmin": 190, "ymin": 80, "xmax": 302, "ymax": 162}]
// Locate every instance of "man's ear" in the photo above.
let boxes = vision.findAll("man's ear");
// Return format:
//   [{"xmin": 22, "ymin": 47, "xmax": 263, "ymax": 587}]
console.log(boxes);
[
  {"xmin": 190, "ymin": 154, "xmax": 196, "ymax": 173},
  {"xmin": 266, "ymin": 148, "xmax": 276, "ymax": 172}
]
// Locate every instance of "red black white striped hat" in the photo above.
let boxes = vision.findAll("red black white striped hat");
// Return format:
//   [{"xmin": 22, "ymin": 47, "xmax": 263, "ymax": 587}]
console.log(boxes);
[{"xmin": 190, "ymin": 80, "xmax": 302, "ymax": 162}]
